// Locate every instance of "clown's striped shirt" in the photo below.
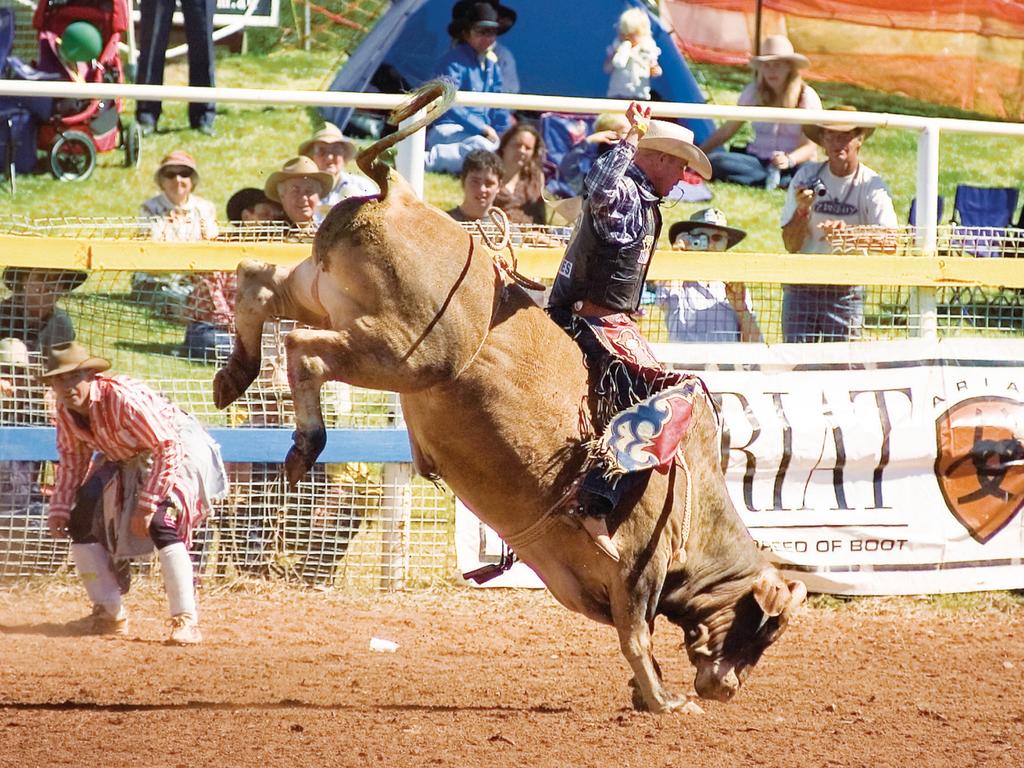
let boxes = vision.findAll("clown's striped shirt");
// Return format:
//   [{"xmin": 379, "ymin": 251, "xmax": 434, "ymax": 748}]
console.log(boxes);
[{"xmin": 49, "ymin": 375, "xmax": 191, "ymax": 521}]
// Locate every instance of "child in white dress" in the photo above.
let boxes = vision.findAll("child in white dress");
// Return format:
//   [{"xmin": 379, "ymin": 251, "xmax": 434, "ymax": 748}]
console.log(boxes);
[{"xmin": 605, "ymin": 7, "xmax": 662, "ymax": 100}]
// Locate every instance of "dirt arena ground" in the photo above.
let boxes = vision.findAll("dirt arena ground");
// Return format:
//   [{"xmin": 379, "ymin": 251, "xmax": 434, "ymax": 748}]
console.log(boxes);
[{"xmin": 1, "ymin": 583, "xmax": 1022, "ymax": 768}]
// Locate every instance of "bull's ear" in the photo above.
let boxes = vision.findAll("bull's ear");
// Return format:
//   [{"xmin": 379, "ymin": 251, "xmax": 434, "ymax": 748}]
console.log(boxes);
[{"xmin": 752, "ymin": 568, "xmax": 791, "ymax": 617}]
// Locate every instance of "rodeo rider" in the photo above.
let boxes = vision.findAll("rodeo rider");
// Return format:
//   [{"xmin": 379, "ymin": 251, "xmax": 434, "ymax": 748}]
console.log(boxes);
[{"xmin": 547, "ymin": 102, "xmax": 713, "ymax": 561}]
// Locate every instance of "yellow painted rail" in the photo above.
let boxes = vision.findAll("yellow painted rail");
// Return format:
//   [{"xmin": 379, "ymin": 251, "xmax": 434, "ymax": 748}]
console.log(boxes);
[{"xmin": 5, "ymin": 236, "xmax": 1024, "ymax": 288}]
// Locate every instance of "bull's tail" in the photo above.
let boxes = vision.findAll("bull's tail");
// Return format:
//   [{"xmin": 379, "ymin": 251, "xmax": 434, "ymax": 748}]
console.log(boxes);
[{"xmin": 356, "ymin": 78, "xmax": 457, "ymax": 195}]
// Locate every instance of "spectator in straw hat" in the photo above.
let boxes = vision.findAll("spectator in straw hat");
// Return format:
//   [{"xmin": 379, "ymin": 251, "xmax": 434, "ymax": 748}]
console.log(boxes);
[
  {"xmin": 141, "ymin": 151, "xmax": 219, "ymax": 242},
  {"xmin": 265, "ymin": 156, "xmax": 335, "ymax": 233},
  {"xmin": 426, "ymin": 2, "xmax": 514, "ymax": 175},
  {"xmin": 658, "ymin": 208, "xmax": 762, "ymax": 343},
  {"xmin": 699, "ymin": 35, "xmax": 821, "ymax": 189},
  {"xmin": 42, "ymin": 341, "xmax": 227, "ymax": 644},
  {"xmin": 547, "ymin": 102, "xmax": 712, "ymax": 561},
  {"xmin": 0, "ymin": 267, "xmax": 86, "ymax": 356},
  {"xmin": 780, "ymin": 105, "xmax": 897, "ymax": 342},
  {"xmin": 299, "ymin": 123, "xmax": 378, "ymax": 208}
]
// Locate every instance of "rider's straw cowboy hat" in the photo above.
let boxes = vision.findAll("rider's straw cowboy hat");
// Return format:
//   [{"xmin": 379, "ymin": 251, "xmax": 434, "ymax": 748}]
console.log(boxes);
[
  {"xmin": 264, "ymin": 156, "xmax": 335, "ymax": 203},
  {"xmin": 802, "ymin": 105, "xmax": 875, "ymax": 146},
  {"xmin": 638, "ymin": 120, "xmax": 712, "ymax": 180},
  {"xmin": 39, "ymin": 341, "xmax": 110, "ymax": 379},
  {"xmin": 298, "ymin": 123, "xmax": 359, "ymax": 162},
  {"xmin": 749, "ymin": 35, "xmax": 810, "ymax": 70}
]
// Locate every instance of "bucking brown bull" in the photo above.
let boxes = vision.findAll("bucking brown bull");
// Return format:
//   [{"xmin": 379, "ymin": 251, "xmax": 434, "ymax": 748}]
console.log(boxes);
[{"xmin": 214, "ymin": 81, "xmax": 805, "ymax": 712}]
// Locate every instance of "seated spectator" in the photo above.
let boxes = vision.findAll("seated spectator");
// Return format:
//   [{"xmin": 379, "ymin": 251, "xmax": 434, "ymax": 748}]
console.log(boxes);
[
  {"xmin": 135, "ymin": 151, "xmax": 218, "ymax": 319},
  {"xmin": 699, "ymin": 36, "xmax": 821, "ymax": 190},
  {"xmin": 780, "ymin": 106, "xmax": 897, "ymax": 342},
  {"xmin": 264, "ymin": 156, "xmax": 335, "ymax": 235},
  {"xmin": 657, "ymin": 209, "xmax": 762, "ymax": 343},
  {"xmin": 552, "ymin": 112, "xmax": 630, "ymax": 197},
  {"xmin": 226, "ymin": 187, "xmax": 284, "ymax": 224},
  {"xmin": 447, "ymin": 149, "xmax": 502, "ymax": 223},
  {"xmin": 450, "ymin": 0, "xmax": 519, "ymax": 93},
  {"xmin": 298, "ymin": 123, "xmax": 378, "ymax": 208},
  {"xmin": 0, "ymin": 267, "xmax": 86, "ymax": 355},
  {"xmin": 183, "ymin": 270, "xmax": 236, "ymax": 363},
  {"xmin": 604, "ymin": 7, "xmax": 661, "ymax": 100},
  {"xmin": 141, "ymin": 151, "xmax": 219, "ymax": 241},
  {"xmin": 0, "ymin": 338, "xmax": 45, "ymax": 518},
  {"xmin": 426, "ymin": 3, "xmax": 514, "ymax": 175},
  {"xmin": 494, "ymin": 124, "xmax": 547, "ymax": 225}
]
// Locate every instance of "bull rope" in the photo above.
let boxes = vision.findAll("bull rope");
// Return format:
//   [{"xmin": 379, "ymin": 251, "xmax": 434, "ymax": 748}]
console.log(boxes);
[
  {"xmin": 502, "ymin": 478, "xmax": 582, "ymax": 551},
  {"xmin": 474, "ymin": 207, "xmax": 546, "ymax": 292}
]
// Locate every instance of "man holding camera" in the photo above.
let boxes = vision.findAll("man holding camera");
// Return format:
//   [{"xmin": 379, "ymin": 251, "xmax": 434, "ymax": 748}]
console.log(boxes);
[{"xmin": 779, "ymin": 106, "xmax": 897, "ymax": 342}]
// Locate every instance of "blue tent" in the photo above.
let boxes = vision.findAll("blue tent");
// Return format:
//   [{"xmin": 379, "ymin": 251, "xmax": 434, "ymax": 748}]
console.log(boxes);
[{"xmin": 322, "ymin": 0, "xmax": 714, "ymax": 144}]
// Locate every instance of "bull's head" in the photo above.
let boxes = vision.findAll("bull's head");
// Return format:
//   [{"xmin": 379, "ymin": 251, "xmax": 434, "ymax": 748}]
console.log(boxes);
[{"xmin": 675, "ymin": 568, "xmax": 806, "ymax": 702}]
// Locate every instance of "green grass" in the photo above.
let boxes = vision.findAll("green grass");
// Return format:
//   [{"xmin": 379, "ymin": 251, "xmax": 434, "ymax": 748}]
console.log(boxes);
[{"xmin": 7, "ymin": 54, "xmax": 1024, "ymax": 364}]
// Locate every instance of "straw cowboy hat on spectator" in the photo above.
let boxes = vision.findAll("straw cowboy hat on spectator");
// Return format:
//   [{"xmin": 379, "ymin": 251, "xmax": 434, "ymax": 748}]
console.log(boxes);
[
  {"xmin": 803, "ymin": 105, "xmax": 875, "ymax": 146},
  {"xmin": 638, "ymin": 120, "xmax": 713, "ymax": 180},
  {"xmin": 668, "ymin": 208, "xmax": 747, "ymax": 250},
  {"xmin": 750, "ymin": 35, "xmax": 810, "ymax": 70},
  {"xmin": 39, "ymin": 341, "xmax": 110, "ymax": 379},
  {"xmin": 154, "ymin": 150, "xmax": 200, "ymax": 186},
  {"xmin": 298, "ymin": 123, "xmax": 359, "ymax": 162},
  {"xmin": 264, "ymin": 157, "xmax": 335, "ymax": 203}
]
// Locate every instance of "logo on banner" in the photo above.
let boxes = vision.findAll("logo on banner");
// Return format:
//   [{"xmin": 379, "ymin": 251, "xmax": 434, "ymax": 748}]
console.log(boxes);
[{"xmin": 935, "ymin": 396, "xmax": 1024, "ymax": 543}]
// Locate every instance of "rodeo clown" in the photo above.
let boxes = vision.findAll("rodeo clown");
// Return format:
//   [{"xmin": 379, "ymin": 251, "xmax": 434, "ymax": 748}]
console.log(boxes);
[
  {"xmin": 43, "ymin": 342, "xmax": 227, "ymax": 644},
  {"xmin": 547, "ymin": 102, "xmax": 713, "ymax": 562}
]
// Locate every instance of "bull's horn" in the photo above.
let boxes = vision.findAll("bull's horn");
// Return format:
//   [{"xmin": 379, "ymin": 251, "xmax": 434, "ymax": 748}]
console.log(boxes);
[
  {"xmin": 782, "ymin": 579, "xmax": 808, "ymax": 618},
  {"xmin": 356, "ymin": 79, "xmax": 457, "ymax": 192},
  {"xmin": 752, "ymin": 568, "xmax": 791, "ymax": 617}
]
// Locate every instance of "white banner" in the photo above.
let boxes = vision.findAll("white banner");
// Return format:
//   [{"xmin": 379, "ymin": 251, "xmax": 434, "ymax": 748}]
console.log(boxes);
[{"xmin": 455, "ymin": 338, "xmax": 1024, "ymax": 595}]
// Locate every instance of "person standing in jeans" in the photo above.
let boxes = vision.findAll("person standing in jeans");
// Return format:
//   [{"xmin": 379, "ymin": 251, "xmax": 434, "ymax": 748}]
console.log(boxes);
[{"xmin": 135, "ymin": 0, "xmax": 216, "ymax": 136}]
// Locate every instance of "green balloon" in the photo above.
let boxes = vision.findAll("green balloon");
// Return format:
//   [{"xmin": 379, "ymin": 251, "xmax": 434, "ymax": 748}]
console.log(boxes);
[{"xmin": 60, "ymin": 21, "xmax": 103, "ymax": 63}]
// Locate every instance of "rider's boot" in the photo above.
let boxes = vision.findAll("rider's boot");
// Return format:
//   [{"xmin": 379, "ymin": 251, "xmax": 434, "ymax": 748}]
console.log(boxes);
[{"xmin": 581, "ymin": 514, "xmax": 620, "ymax": 562}]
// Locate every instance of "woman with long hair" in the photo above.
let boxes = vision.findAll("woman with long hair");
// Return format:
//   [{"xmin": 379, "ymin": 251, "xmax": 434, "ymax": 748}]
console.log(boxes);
[
  {"xmin": 699, "ymin": 35, "xmax": 820, "ymax": 189},
  {"xmin": 493, "ymin": 123, "xmax": 547, "ymax": 225}
]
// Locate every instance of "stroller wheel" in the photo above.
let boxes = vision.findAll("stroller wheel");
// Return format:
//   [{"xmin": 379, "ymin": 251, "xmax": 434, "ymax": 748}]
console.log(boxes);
[
  {"xmin": 122, "ymin": 121, "xmax": 142, "ymax": 168},
  {"xmin": 49, "ymin": 130, "xmax": 97, "ymax": 181}
]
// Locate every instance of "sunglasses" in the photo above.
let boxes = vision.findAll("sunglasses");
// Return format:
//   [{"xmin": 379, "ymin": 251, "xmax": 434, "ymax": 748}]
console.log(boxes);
[
  {"xmin": 312, "ymin": 143, "xmax": 349, "ymax": 157},
  {"xmin": 160, "ymin": 167, "xmax": 194, "ymax": 180}
]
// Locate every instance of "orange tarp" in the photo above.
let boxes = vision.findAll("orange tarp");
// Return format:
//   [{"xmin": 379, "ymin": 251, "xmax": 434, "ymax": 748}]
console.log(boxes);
[{"xmin": 664, "ymin": 0, "xmax": 1024, "ymax": 119}]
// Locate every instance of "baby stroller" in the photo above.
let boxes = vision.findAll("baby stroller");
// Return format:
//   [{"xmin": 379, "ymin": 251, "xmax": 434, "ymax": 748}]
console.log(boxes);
[{"xmin": 30, "ymin": 0, "xmax": 140, "ymax": 180}]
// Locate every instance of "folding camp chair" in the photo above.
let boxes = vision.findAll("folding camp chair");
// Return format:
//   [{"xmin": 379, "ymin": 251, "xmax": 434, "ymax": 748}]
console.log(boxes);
[
  {"xmin": 943, "ymin": 185, "xmax": 1024, "ymax": 329},
  {"xmin": 908, "ymin": 196, "xmax": 945, "ymax": 225},
  {"xmin": 951, "ymin": 185, "xmax": 1019, "ymax": 258}
]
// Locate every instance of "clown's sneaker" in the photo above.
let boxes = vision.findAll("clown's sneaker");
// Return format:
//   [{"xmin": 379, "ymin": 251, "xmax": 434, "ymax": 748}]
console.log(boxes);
[{"xmin": 167, "ymin": 613, "xmax": 202, "ymax": 645}]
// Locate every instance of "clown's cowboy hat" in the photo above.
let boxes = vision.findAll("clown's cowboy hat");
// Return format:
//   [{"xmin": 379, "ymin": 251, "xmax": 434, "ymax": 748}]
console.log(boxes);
[{"xmin": 39, "ymin": 341, "xmax": 110, "ymax": 379}]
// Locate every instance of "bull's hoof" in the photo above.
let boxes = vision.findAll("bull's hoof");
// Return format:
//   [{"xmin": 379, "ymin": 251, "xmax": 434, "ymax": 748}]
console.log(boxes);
[
  {"xmin": 628, "ymin": 678, "xmax": 687, "ymax": 714},
  {"xmin": 213, "ymin": 359, "xmax": 260, "ymax": 410},
  {"xmin": 284, "ymin": 427, "xmax": 327, "ymax": 488}
]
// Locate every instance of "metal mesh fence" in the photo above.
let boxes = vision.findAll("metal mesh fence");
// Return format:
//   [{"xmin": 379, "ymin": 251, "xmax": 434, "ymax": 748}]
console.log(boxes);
[{"xmin": 2, "ymin": 218, "xmax": 1024, "ymax": 589}]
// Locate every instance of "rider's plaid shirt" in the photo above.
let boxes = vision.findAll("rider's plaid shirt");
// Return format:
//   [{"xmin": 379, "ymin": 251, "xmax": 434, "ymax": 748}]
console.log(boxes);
[
  {"xmin": 583, "ymin": 138, "xmax": 660, "ymax": 246},
  {"xmin": 49, "ymin": 375, "xmax": 188, "ymax": 520}
]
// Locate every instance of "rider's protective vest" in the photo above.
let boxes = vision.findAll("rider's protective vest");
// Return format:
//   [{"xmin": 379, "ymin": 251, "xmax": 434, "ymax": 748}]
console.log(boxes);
[{"xmin": 549, "ymin": 193, "xmax": 663, "ymax": 314}]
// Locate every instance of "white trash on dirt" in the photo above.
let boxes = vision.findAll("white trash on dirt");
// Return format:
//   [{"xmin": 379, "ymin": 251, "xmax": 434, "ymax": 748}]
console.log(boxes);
[{"xmin": 369, "ymin": 637, "xmax": 399, "ymax": 653}]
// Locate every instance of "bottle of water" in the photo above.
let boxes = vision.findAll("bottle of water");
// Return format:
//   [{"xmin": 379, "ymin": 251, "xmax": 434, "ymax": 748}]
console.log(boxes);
[{"xmin": 765, "ymin": 165, "xmax": 781, "ymax": 191}]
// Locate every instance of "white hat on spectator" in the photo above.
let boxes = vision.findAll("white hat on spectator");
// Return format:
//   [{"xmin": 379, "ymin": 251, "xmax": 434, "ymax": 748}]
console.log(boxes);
[
  {"xmin": 750, "ymin": 35, "xmax": 810, "ymax": 70},
  {"xmin": 298, "ymin": 123, "xmax": 359, "ymax": 162},
  {"xmin": 264, "ymin": 156, "xmax": 335, "ymax": 203}
]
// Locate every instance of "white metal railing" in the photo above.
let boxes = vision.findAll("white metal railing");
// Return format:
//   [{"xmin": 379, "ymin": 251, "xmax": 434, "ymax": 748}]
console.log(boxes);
[{"xmin": 3, "ymin": 79, "xmax": 1024, "ymax": 336}]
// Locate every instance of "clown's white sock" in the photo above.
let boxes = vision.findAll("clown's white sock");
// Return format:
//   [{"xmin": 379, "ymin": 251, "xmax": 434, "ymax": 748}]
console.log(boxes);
[
  {"xmin": 158, "ymin": 542, "xmax": 197, "ymax": 620},
  {"xmin": 71, "ymin": 542, "xmax": 123, "ymax": 616}
]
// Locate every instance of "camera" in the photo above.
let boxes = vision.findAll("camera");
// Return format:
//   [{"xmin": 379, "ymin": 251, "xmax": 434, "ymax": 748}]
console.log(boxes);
[{"xmin": 809, "ymin": 178, "xmax": 828, "ymax": 197}]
